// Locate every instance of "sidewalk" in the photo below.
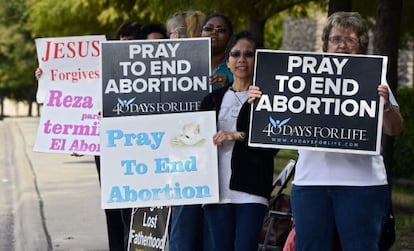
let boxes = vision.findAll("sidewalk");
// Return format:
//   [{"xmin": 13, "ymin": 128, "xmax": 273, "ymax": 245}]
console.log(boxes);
[{"xmin": 7, "ymin": 117, "xmax": 108, "ymax": 251}]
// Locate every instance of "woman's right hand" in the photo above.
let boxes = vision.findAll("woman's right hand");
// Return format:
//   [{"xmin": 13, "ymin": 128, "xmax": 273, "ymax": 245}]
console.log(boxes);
[
  {"xmin": 35, "ymin": 67, "xmax": 43, "ymax": 80},
  {"xmin": 210, "ymin": 73, "xmax": 228, "ymax": 88},
  {"xmin": 248, "ymin": 85, "xmax": 262, "ymax": 104}
]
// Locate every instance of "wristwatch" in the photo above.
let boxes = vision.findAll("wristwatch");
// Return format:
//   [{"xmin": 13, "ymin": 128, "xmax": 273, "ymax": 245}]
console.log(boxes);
[
  {"xmin": 384, "ymin": 103, "xmax": 393, "ymax": 112},
  {"xmin": 239, "ymin": 131, "xmax": 246, "ymax": 141}
]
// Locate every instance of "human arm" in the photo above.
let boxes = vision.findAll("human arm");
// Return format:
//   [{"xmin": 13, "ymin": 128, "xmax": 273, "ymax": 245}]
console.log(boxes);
[
  {"xmin": 212, "ymin": 93, "xmax": 248, "ymax": 146},
  {"xmin": 213, "ymin": 130, "xmax": 245, "ymax": 146},
  {"xmin": 70, "ymin": 152, "xmax": 84, "ymax": 157},
  {"xmin": 209, "ymin": 74, "xmax": 229, "ymax": 89},
  {"xmin": 35, "ymin": 67, "xmax": 43, "ymax": 80},
  {"xmin": 378, "ymin": 84, "xmax": 403, "ymax": 136},
  {"xmin": 210, "ymin": 63, "xmax": 233, "ymax": 89},
  {"xmin": 248, "ymin": 85, "xmax": 262, "ymax": 104}
]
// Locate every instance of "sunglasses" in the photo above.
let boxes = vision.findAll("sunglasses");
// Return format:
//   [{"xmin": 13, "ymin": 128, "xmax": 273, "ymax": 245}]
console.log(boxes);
[
  {"xmin": 202, "ymin": 26, "xmax": 227, "ymax": 34},
  {"xmin": 229, "ymin": 50, "xmax": 255, "ymax": 58}
]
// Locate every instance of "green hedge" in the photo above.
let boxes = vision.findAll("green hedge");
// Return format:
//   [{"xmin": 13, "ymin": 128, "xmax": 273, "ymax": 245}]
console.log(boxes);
[{"xmin": 393, "ymin": 87, "xmax": 414, "ymax": 179}]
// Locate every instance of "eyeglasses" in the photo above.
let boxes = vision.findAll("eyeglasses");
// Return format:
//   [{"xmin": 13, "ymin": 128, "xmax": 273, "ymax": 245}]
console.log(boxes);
[
  {"xmin": 202, "ymin": 26, "xmax": 227, "ymax": 34},
  {"xmin": 328, "ymin": 36, "xmax": 359, "ymax": 47},
  {"xmin": 229, "ymin": 50, "xmax": 255, "ymax": 58}
]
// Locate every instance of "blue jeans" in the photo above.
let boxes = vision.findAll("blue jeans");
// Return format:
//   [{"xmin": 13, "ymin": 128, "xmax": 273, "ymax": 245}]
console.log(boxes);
[
  {"xmin": 203, "ymin": 203, "xmax": 267, "ymax": 251},
  {"xmin": 291, "ymin": 185, "xmax": 390, "ymax": 251},
  {"xmin": 169, "ymin": 205, "xmax": 204, "ymax": 251}
]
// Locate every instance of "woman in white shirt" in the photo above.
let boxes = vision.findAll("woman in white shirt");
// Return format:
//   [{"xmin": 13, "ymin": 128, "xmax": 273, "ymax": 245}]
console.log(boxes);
[{"xmin": 249, "ymin": 12, "xmax": 403, "ymax": 251}]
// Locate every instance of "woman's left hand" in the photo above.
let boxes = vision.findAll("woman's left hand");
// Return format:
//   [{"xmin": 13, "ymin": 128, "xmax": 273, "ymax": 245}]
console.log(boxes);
[
  {"xmin": 213, "ymin": 130, "xmax": 238, "ymax": 146},
  {"xmin": 248, "ymin": 85, "xmax": 262, "ymax": 104}
]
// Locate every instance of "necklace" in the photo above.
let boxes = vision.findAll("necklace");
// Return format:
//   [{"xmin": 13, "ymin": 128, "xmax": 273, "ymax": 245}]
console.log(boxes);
[{"xmin": 229, "ymin": 87, "xmax": 247, "ymax": 107}]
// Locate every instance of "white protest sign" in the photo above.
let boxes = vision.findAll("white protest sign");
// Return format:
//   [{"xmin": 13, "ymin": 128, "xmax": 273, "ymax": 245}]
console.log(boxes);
[
  {"xmin": 35, "ymin": 35, "xmax": 105, "ymax": 104},
  {"xmin": 100, "ymin": 111, "xmax": 219, "ymax": 209},
  {"xmin": 33, "ymin": 84, "xmax": 101, "ymax": 154},
  {"xmin": 33, "ymin": 35, "xmax": 106, "ymax": 155}
]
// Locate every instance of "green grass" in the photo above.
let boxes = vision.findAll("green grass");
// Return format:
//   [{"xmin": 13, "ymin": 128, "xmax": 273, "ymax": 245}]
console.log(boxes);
[
  {"xmin": 390, "ymin": 185, "xmax": 414, "ymax": 250},
  {"xmin": 273, "ymin": 150, "xmax": 414, "ymax": 250},
  {"xmin": 275, "ymin": 149, "xmax": 298, "ymax": 169}
]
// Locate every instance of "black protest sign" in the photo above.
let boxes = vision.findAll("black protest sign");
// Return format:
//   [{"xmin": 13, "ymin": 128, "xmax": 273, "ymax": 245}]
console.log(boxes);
[
  {"xmin": 101, "ymin": 38, "xmax": 211, "ymax": 117},
  {"xmin": 128, "ymin": 207, "xmax": 171, "ymax": 251},
  {"xmin": 249, "ymin": 50, "xmax": 387, "ymax": 154}
]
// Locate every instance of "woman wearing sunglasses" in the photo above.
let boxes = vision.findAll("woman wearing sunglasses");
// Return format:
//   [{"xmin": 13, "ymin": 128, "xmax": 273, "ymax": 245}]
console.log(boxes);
[
  {"xmin": 201, "ymin": 13, "xmax": 234, "ymax": 90},
  {"xmin": 201, "ymin": 31, "xmax": 278, "ymax": 251}
]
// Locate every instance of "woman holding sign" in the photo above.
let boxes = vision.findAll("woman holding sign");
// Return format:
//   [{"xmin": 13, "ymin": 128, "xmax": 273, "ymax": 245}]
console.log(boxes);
[
  {"xmin": 168, "ymin": 12, "xmax": 234, "ymax": 251},
  {"xmin": 249, "ymin": 12, "xmax": 403, "ymax": 251},
  {"xmin": 201, "ymin": 31, "xmax": 278, "ymax": 251}
]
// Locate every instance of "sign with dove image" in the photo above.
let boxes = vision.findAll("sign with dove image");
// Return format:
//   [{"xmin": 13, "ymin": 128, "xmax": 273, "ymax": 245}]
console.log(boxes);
[
  {"xmin": 100, "ymin": 111, "xmax": 218, "ymax": 208},
  {"xmin": 99, "ymin": 38, "xmax": 218, "ymax": 209},
  {"xmin": 249, "ymin": 50, "xmax": 387, "ymax": 155}
]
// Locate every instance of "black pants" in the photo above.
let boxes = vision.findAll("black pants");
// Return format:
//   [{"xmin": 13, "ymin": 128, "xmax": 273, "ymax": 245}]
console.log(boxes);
[{"xmin": 95, "ymin": 155, "xmax": 131, "ymax": 251}]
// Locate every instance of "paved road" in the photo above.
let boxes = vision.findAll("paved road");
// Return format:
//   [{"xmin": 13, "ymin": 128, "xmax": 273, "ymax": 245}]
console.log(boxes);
[
  {"xmin": 0, "ymin": 119, "xmax": 15, "ymax": 251},
  {"xmin": 0, "ymin": 117, "xmax": 108, "ymax": 251}
]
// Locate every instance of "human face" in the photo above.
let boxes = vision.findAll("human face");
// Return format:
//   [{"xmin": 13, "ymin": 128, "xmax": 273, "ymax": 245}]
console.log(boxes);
[
  {"xmin": 147, "ymin": 32, "xmax": 165, "ymax": 40},
  {"xmin": 120, "ymin": 35, "xmax": 136, "ymax": 40},
  {"xmin": 226, "ymin": 38, "xmax": 255, "ymax": 80},
  {"xmin": 327, "ymin": 27, "xmax": 360, "ymax": 54},
  {"xmin": 201, "ymin": 17, "xmax": 230, "ymax": 52}
]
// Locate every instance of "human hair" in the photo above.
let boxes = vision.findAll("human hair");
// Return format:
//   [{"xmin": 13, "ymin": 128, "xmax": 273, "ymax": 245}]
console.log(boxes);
[
  {"xmin": 166, "ymin": 12, "xmax": 188, "ymax": 38},
  {"xmin": 202, "ymin": 13, "xmax": 233, "ymax": 37},
  {"xmin": 224, "ymin": 30, "xmax": 262, "ymax": 61},
  {"xmin": 185, "ymin": 10, "xmax": 206, "ymax": 38},
  {"xmin": 113, "ymin": 21, "xmax": 141, "ymax": 40},
  {"xmin": 139, "ymin": 23, "xmax": 167, "ymax": 39},
  {"xmin": 322, "ymin": 12, "xmax": 369, "ymax": 54},
  {"xmin": 167, "ymin": 10, "xmax": 206, "ymax": 38}
]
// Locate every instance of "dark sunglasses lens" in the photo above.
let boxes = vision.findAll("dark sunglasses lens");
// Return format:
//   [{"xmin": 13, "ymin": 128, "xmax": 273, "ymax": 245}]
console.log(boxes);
[
  {"xmin": 230, "ymin": 51, "xmax": 241, "ymax": 57},
  {"xmin": 217, "ymin": 28, "xmax": 227, "ymax": 33},
  {"xmin": 244, "ymin": 51, "xmax": 254, "ymax": 57},
  {"xmin": 230, "ymin": 51, "xmax": 254, "ymax": 58}
]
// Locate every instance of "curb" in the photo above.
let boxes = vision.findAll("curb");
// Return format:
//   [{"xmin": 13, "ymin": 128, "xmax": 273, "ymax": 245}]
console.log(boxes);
[{"xmin": 9, "ymin": 119, "xmax": 50, "ymax": 251}]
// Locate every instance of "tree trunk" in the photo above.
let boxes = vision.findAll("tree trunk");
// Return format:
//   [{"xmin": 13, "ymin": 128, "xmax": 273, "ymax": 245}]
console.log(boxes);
[
  {"xmin": 374, "ymin": 0, "xmax": 401, "ymax": 92},
  {"xmin": 27, "ymin": 87, "xmax": 36, "ymax": 117},
  {"xmin": 0, "ymin": 95, "xmax": 3, "ymax": 120},
  {"xmin": 246, "ymin": 18, "xmax": 266, "ymax": 45},
  {"xmin": 374, "ymin": 0, "xmax": 402, "ymax": 185},
  {"xmin": 328, "ymin": 0, "xmax": 352, "ymax": 16},
  {"xmin": 27, "ymin": 101, "xmax": 33, "ymax": 117}
]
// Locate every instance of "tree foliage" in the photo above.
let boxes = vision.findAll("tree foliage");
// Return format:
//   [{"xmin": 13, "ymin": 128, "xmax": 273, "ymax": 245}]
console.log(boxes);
[
  {"xmin": 0, "ymin": 0, "xmax": 326, "ymax": 107},
  {"xmin": 0, "ymin": 0, "xmax": 412, "ymax": 116},
  {"xmin": 0, "ymin": 0, "xmax": 37, "ymax": 104},
  {"xmin": 26, "ymin": 0, "xmax": 112, "ymax": 37},
  {"xmin": 353, "ymin": 0, "xmax": 413, "ymax": 48},
  {"xmin": 27, "ymin": 0, "xmax": 324, "ymax": 41}
]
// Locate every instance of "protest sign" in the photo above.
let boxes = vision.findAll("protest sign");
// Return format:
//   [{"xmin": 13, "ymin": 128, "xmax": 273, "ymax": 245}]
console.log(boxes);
[
  {"xmin": 100, "ymin": 111, "xmax": 219, "ymax": 209},
  {"xmin": 100, "ymin": 38, "xmax": 216, "ymax": 249},
  {"xmin": 101, "ymin": 38, "xmax": 211, "ymax": 117},
  {"xmin": 128, "ymin": 207, "xmax": 171, "ymax": 251},
  {"xmin": 33, "ymin": 84, "xmax": 101, "ymax": 154},
  {"xmin": 33, "ymin": 35, "xmax": 106, "ymax": 155},
  {"xmin": 249, "ymin": 50, "xmax": 387, "ymax": 155}
]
